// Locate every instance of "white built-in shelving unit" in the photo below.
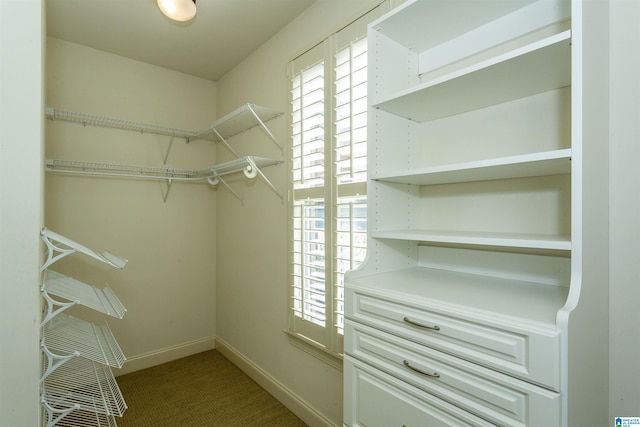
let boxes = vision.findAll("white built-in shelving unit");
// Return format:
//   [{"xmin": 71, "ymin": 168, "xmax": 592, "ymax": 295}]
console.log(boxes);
[
  {"xmin": 39, "ymin": 228, "xmax": 128, "ymax": 427},
  {"xmin": 344, "ymin": 0, "xmax": 585, "ymax": 426},
  {"xmin": 45, "ymin": 103, "xmax": 284, "ymax": 203}
]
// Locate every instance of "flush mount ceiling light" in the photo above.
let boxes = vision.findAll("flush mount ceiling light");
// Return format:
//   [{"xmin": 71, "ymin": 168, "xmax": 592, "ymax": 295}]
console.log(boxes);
[{"xmin": 157, "ymin": 0, "xmax": 197, "ymax": 22}]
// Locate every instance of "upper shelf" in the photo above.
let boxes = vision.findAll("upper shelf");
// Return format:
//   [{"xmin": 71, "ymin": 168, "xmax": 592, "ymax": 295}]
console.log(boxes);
[
  {"xmin": 46, "ymin": 103, "xmax": 283, "ymax": 148},
  {"xmin": 192, "ymin": 103, "xmax": 283, "ymax": 146},
  {"xmin": 373, "ymin": 30, "xmax": 571, "ymax": 123},
  {"xmin": 373, "ymin": 149, "xmax": 571, "ymax": 185},
  {"xmin": 370, "ymin": 0, "xmax": 538, "ymax": 55}
]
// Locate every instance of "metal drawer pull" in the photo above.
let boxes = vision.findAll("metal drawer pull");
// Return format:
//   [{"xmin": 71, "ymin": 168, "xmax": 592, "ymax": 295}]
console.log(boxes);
[
  {"xmin": 403, "ymin": 316, "xmax": 440, "ymax": 331},
  {"xmin": 403, "ymin": 360, "xmax": 440, "ymax": 378}
]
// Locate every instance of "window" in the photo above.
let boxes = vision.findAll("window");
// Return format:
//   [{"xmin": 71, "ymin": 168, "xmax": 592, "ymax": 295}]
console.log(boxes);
[{"xmin": 287, "ymin": 6, "xmax": 384, "ymax": 358}]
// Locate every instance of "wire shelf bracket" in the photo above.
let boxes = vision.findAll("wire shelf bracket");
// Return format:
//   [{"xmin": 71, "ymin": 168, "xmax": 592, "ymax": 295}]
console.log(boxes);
[
  {"xmin": 41, "ymin": 355, "xmax": 127, "ymax": 417},
  {"xmin": 42, "ymin": 313, "xmax": 126, "ymax": 368},
  {"xmin": 41, "ymin": 269, "xmax": 126, "ymax": 323},
  {"xmin": 41, "ymin": 228, "xmax": 128, "ymax": 271}
]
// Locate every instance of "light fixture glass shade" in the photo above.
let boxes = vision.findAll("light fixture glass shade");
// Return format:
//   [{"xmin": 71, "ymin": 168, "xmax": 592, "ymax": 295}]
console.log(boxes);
[{"xmin": 157, "ymin": 0, "xmax": 196, "ymax": 22}]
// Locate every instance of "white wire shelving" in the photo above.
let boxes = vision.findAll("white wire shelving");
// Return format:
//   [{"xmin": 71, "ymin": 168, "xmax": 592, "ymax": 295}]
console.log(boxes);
[
  {"xmin": 39, "ymin": 228, "xmax": 128, "ymax": 427},
  {"xmin": 41, "ymin": 228, "xmax": 128, "ymax": 271},
  {"xmin": 45, "ymin": 156, "xmax": 284, "ymax": 203},
  {"xmin": 45, "ymin": 103, "xmax": 285, "ymax": 203},
  {"xmin": 42, "ymin": 269, "xmax": 126, "ymax": 322},
  {"xmin": 41, "ymin": 356, "xmax": 127, "ymax": 417},
  {"xmin": 43, "ymin": 313, "xmax": 126, "ymax": 368}
]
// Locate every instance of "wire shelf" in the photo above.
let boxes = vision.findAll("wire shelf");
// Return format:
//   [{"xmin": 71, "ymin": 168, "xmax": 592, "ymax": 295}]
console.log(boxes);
[
  {"xmin": 46, "ymin": 106, "xmax": 196, "ymax": 140},
  {"xmin": 43, "ymin": 314, "xmax": 126, "ymax": 368},
  {"xmin": 193, "ymin": 103, "xmax": 283, "ymax": 143},
  {"xmin": 42, "ymin": 402, "xmax": 118, "ymax": 427},
  {"xmin": 41, "ymin": 228, "xmax": 128, "ymax": 271},
  {"xmin": 45, "ymin": 103, "xmax": 283, "ymax": 145},
  {"xmin": 42, "ymin": 356, "xmax": 127, "ymax": 417},
  {"xmin": 45, "ymin": 156, "xmax": 281, "ymax": 181},
  {"xmin": 43, "ymin": 270, "xmax": 126, "ymax": 319}
]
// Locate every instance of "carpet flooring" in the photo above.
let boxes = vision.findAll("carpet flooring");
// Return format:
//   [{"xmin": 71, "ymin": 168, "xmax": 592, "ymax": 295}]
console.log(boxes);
[{"xmin": 115, "ymin": 350, "xmax": 308, "ymax": 426}]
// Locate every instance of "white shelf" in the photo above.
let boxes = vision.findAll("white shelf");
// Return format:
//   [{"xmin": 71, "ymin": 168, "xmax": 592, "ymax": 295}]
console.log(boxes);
[
  {"xmin": 43, "ymin": 270, "xmax": 126, "ymax": 319},
  {"xmin": 41, "ymin": 228, "xmax": 128, "ymax": 271},
  {"xmin": 373, "ymin": 149, "xmax": 571, "ymax": 185},
  {"xmin": 347, "ymin": 266, "xmax": 568, "ymax": 326},
  {"xmin": 372, "ymin": 229, "xmax": 571, "ymax": 251},
  {"xmin": 192, "ymin": 103, "xmax": 283, "ymax": 143},
  {"xmin": 370, "ymin": 0, "xmax": 538, "ymax": 55},
  {"xmin": 46, "ymin": 156, "xmax": 282, "ymax": 182},
  {"xmin": 42, "ymin": 405, "xmax": 118, "ymax": 427},
  {"xmin": 373, "ymin": 30, "xmax": 571, "ymax": 122},
  {"xmin": 45, "ymin": 106, "xmax": 196, "ymax": 139},
  {"xmin": 43, "ymin": 313, "xmax": 126, "ymax": 368},
  {"xmin": 42, "ymin": 356, "xmax": 127, "ymax": 417},
  {"xmin": 45, "ymin": 102, "xmax": 283, "ymax": 145}
]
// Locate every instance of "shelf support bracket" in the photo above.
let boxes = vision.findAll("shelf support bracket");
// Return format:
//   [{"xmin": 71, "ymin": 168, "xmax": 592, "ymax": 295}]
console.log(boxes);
[
  {"xmin": 246, "ymin": 157, "xmax": 284, "ymax": 203},
  {"xmin": 163, "ymin": 137, "xmax": 174, "ymax": 165},
  {"xmin": 40, "ymin": 343, "xmax": 79, "ymax": 383},
  {"xmin": 162, "ymin": 177, "xmax": 173, "ymax": 204},
  {"xmin": 41, "ymin": 399, "xmax": 80, "ymax": 427},
  {"xmin": 211, "ymin": 127, "xmax": 241, "ymax": 158},
  {"xmin": 247, "ymin": 104, "xmax": 283, "ymax": 155},
  {"xmin": 207, "ymin": 174, "xmax": 243, "ymax": 204},
  {"xmin": 40, "ymin": 290, "xmax": 76, "ymax": 327}
]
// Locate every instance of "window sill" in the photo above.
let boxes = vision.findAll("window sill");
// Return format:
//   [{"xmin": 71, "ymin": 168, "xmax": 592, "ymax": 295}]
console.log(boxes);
[{"xmin": 283, "ymin": 329, "xmax": 344, "ymax": 371}]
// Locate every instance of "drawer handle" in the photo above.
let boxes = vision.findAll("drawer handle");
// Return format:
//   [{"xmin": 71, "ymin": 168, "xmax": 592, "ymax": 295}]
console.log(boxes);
[
  {"xmin": 403, "ymin": 316, "xmax": 440, "ymax": 331},
  {"xmin": 403, "ymin": 360, "xmax": 440, "ymax": 378}
]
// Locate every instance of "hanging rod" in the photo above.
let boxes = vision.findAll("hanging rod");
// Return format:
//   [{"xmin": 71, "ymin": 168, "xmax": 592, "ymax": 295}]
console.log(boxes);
[{"xmin": 45, "ymin": 156, "xmax": 282, "ymax": 182}]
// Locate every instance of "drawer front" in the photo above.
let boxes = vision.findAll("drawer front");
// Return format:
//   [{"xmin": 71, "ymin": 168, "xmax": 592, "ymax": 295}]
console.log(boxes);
[
  {"xmin": 345, "ymin": 286, "xmax": 560, "ymax": 389},
  {"xmin": 344, "ymin": 355, "xmax": 495, "ymax": 427},
  {"xmin": 346, "ymin": 321, "xmax": 560, "ymax": 427}
]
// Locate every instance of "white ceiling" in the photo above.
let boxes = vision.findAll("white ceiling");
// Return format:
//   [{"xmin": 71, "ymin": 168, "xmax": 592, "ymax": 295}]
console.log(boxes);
[{"xmin": 46, "ymin": 0, "xmax": 317, "ymax": 82}]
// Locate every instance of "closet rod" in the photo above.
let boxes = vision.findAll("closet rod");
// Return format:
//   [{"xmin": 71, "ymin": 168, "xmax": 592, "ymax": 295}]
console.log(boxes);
[{"xmin": 45, "ymin": 157, "xmax": 283, "ymax": 184}]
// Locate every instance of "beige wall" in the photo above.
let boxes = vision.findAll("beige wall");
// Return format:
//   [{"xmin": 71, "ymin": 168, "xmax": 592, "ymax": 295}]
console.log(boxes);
[
  {"xmin": 45, "ymin": 38, "xmax": 218, "ymax": 372},
  {"xmin": 0, "ymin": 0, "xmax": 44, "ymax": 425},
  {"xmin": 214, "ymin": 1, "xmax": 382, "ymax": 425}
]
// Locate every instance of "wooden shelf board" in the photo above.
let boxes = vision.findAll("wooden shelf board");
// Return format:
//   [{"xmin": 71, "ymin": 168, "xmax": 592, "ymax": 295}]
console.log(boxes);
[
  {"xmin": 373, "ymin": 149, "xmax": 571, "ymax": 185},
  {"xmin": 373, "ymin": 31, "xmax": 571, "ymax": 123}
]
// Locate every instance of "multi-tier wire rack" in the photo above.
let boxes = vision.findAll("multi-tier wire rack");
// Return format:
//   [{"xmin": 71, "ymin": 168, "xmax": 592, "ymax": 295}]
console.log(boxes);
[
  {"xmin": 45, "ymin": 103, "xmax": 284, "ymax": 204},
  {"xmin": 39, "ymin": 228, "xmax": 128, "ymax": 427}
]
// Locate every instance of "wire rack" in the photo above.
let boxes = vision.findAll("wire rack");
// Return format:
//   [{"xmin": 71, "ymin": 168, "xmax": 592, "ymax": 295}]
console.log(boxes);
[
  {"xmin": 45, "ymin": 107, "xmax": 197, "ymax": 140},
  {"xmin": 42, "ymin": 402, "xmax": 118, "ymax": 427},
  {"xmin": 43, "ymin": 313, "xmax": 126, "ymax": 368},
  {"xmin": 41, "ymin": 228, "xmax": 128, "ymax": 271},
  {"xmin": 42, "ymin": 356, "xmax": 127, "ymax": 417},
  {"xmin": 42, "ymin": 269, "xmax": 126, "ymax": 320}
]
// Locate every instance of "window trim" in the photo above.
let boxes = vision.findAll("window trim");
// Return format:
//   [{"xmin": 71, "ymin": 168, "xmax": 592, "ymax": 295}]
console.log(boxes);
[{"xmin": 285, "ymin": 1, "xmax": 390, "ymax": 363}]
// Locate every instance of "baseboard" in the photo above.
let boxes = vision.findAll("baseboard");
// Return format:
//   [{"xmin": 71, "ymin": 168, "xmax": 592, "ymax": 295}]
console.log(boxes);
[
  {"xmin": 215, "ymin": 337, "xmax": 339, "ymax": 427},
  {"xmin": 116, "ymin": 336, "xmax": 216, "ymax": 376}
]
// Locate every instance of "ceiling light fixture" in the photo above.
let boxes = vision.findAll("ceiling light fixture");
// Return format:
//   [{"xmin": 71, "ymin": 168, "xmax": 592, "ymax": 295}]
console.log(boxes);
[{"xmin": 157, "ymin": 0, "xmax": 197, "ymax": 22}]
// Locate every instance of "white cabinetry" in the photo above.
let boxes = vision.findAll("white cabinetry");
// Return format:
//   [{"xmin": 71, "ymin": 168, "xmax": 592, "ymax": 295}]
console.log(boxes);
[{"xmin": 344, "ymin": 0, "xmax": 583, "ymax": 426}]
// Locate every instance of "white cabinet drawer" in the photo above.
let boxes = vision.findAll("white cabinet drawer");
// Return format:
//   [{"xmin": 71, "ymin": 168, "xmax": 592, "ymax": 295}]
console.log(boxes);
[
  {"xmin": 345, "ymin": 285, "xmax": 560, "ymax": 389},
  {"xmin": 346, "ymin": 321, "xmax": 560, "ymax": 427},
  {"xmin": 344, "ymin": 355, "xmax": 495, "ymax": 427}
]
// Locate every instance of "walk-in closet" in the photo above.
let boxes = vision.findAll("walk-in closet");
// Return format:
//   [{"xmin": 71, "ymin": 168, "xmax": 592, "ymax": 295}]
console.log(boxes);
[{"xmin": 1, "ymin": 1, "xmax": 639, "ymax": 426}]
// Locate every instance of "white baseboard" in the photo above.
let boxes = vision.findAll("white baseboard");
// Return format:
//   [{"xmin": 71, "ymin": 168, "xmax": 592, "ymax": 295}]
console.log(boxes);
[
  {"xmin": 215, "ymin": 337, "xmax": 339, "ymax": 427},
  {"xmin": 116, "ymin": 336, "xmax": 216, "ymax": 376}
]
